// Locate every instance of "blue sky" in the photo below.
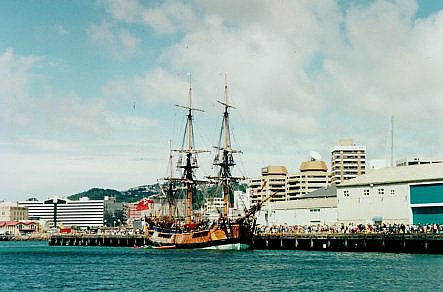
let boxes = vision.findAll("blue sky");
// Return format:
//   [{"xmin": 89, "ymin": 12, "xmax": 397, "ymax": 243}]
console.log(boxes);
[{"xmin": 1, "ymin": 0, "xmax": 443, "ymax": 201}]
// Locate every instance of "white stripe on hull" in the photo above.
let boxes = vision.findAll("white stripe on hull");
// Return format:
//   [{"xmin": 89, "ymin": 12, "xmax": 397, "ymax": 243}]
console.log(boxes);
[{"xmin": 200, "ymin": 243, "xmax": 250, "ymax": 250}]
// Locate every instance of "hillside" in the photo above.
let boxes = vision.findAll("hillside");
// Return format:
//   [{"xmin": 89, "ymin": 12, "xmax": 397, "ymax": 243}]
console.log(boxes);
[
  {"xmin": 67, "ymin": 185, "xmax": 160, "ymax": 203},
  {"xmin": 67, "ymin": 182, "xmax": 247, "ymax": 205}
]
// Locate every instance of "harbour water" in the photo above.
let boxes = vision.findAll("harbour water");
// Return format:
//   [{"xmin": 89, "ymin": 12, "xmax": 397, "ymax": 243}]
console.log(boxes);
[{"xmin": 1, "ymin": 241, "xmax": 443, "ymax": 291}]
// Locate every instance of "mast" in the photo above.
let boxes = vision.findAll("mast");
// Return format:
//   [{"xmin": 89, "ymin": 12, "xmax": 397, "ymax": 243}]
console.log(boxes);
[
  {"xmin": 212, "ymin": 75, "xmax": 243, "ymax": 219},
  {"xmin": 175, "ymin": 75, "xmax": 205, "ymax": 224},
  {"xmin": 167, "ymin": 140, "xmax": 174, "ymax": 220}
]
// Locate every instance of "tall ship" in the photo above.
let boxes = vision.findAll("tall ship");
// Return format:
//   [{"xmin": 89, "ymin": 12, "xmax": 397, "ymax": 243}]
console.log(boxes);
[{"xmin": 147, "ymin": 77, "xmax": 263, "ymax": 250}]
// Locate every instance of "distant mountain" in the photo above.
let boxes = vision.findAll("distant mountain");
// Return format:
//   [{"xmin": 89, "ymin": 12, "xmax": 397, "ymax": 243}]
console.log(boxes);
[{"xmin": 67, "ymin": 185, "xmax": 160, "ymax": 203}]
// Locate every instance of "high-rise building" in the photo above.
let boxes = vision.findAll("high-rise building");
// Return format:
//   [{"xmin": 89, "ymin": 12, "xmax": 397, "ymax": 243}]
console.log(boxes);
[
  {"xmin": 249, "ymin": 166, "xmax": 288, "ymax": 204},
  {"xmin": 18, "ymin": 197, "xmax": 105, "ymax": 228},
  {"xmin": 287, "ymin": 159, "xmax": 331, "ymax": 200},
  {"xmin": 331, "ymin": 139, "xmax": 366, "ymax": 185}
]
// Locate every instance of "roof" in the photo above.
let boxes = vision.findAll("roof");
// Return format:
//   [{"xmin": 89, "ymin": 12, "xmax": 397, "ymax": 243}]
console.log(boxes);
[
  {"xmin": 299, "ymin": 185, "xmax": 337, "ymax": 198},
  {"xmin": 299, "ymin": 160, "xmax": 328, "ymax": 172},
  {"xmin": 0, "ymin": 221, "xmax": 36, "ymax": 227},
  {"xmin": 338, "ymin": 163, "xmax": 443, "ymax": 187},
  {"xmin": 262, "ymin": 165, "xmax": 288, "ymax": 175}
]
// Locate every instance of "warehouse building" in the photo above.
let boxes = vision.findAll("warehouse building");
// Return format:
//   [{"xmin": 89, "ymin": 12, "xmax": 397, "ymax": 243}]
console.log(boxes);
[{"xmin": 337, "ymin": 163, "xmax": 443, "ymax": 225}]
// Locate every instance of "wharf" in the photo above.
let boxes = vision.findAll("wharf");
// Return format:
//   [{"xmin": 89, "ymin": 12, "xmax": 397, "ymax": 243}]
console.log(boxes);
[
  {"xmin": 252, "ymin": 233, "xmax": 443, "ymax": 253},
  {"xmin": 49, "ymin": 234, "xmax": 148, "ymax": 247},
  {"xmin": 0, "ymin": 234, "xmax": 13, "ymax": 241},
  {"xmin": 48, "ymin": 233, "xmax": 443, "ymax": 253}
]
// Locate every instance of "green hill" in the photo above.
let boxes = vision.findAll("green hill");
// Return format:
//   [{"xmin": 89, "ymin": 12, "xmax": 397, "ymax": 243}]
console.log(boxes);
[
  {"xmin": 67, "ymin": 185, "xmax": 160, "ymax": 203},
  {"xmin": 67, "ymin": 182, "xmax": 246, "ymax": 205}
]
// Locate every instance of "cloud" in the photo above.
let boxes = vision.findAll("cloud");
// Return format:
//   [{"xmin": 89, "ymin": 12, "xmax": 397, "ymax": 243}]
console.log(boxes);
[
  {"xmin": 87, "ymin": 21, "xmax": 140, "ymax": 59},
  {"xmin": 100, "ymin": 0, "xmax": 198, "ymax": 34},
  {"xmin": 101, "ymin": 68, "xmax": 189, "ymax": 105},
  {"xmin": 54, "ymin": 24, "xmax": 69, "ymax": 36},
  {"xmin": 0, "ymin": 48, "xmax": 159, "ymax": 138},
  {"xmin": 323, "ymin": 1, "xmax": 443, "ymax": 123},
  {"xmin": 0, "ymin": 48, "xmax": 41, "ymax": 128},
  {"xmin": 101, "ymin": 0, "xmax": 142, "ymax": 23},
  {"xmin": 82, "ymin": 0, "xmax": 443, "ymax": 162}
]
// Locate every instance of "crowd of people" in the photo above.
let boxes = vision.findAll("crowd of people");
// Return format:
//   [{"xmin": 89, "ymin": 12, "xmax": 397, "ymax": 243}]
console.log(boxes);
[
  {"xmin": 145, "ymin": 217, "xmax": 213, "ymax": 233},
  {"xmin": 256, "ymin": 223, "xmax": 443, "ymax": 235}
]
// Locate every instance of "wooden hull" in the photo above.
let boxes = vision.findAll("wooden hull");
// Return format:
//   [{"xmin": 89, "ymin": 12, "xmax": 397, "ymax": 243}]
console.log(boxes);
[{"xmin": 148, "ymin": 224, "xmax": 252, "ymax": 250}]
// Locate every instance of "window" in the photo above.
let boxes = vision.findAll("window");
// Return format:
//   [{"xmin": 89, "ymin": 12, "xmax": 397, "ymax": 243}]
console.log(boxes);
[
  {"xmin": 390, "ymin": 189, "xmax": 395, "ymax": 195},
  {"xmin": 378, "ymin": 188, "xmax": 384, "ymax": 195},
  {"xmin": 343, "ymin": 190, "xmax": 350, "ymax": 197},
  {"xmin": 363, "ymin": 189, "xmax": 370, "ymax": 196},
  {"xmin": 310, "ymin": 208, "xmax": 320, "ymax": 212}
]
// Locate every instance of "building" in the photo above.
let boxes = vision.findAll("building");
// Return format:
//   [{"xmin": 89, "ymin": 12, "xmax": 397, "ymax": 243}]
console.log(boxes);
[
  {"xmin": 18, "ymin": 197, "xmax": 105, "ymax": 228},
  {"xmin": 249, "ymin": 155, "xmax": 331, "ymax": 204},
  {"xmin": 249, "ymin": 166, "xmax": 288, "ymax": 204},
  {"xmin": 337, "ymin": 163, "xmax": 443, "ymax": 225},
  {"xmin": 0, "ymin": 221, "xmax": 38, "ymax": 236},
  {"xmin": 396, "ymin": 157, "xmax": 443, "ymax": 167},
  {"xmin": 287, "ymin": 159, "xmax": 330, "ymax": 200},
  {"xmin": 0, "ymin": 202, "xmax": 28, "ymax": 221},
  {"xmin": 256, "ymin": 186, "xmax": 337, "ymax": 226},
  {"xmin": 331, "ymin": 139, "xmax": 366, "ymax": 185},
  {"xmin": 104, "ymin": 197, "xmax": 125, "ymax": 227}
]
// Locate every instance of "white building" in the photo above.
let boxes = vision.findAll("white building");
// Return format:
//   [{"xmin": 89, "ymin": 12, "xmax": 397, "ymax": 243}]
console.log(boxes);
[
  {"xmin": 256, "ymin": 186, "xmax": 337, "ymax": 227},
  {"xmin": 396, "ymin": 156, "xmax": 443, "ymax": 167},
  {"xmin": 0, "ymin": 202, "xmax": 28, "ymax": 221},
  {"xmin": 337, "ymin": 163, "xmax": 443, "ymax": 225},
  {"xmin": 18, "ymin": 197, "xmax": 105, "ymax": 228},
  {"xmin": 331, "ymin": 139, "xmax": 366, "ymax": 185}
]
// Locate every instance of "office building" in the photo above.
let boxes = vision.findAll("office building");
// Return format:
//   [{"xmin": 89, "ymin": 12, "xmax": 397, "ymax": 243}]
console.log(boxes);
[
  {"xmin": 249, "ymin": 166, "xmax": 288, "ymax": 204},
  {"xmin": 287, "ymin": 158, "xmax": 331, "ymax": 200},
  {"xmin": 331, "ymin": 139, "xmax": 366, "ymax": 184},
  {"xmin": 18, "ymin": 197, "xmax": 105, "ymax": 228},
  {"xmin": 0, "ymin": 202, "xmax": 28, "ymax": 221}
]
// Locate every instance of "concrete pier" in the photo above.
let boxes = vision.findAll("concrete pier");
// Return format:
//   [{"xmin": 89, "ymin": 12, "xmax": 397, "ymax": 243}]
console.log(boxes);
[{"xmin": 252, "ymin": 233, "xmax": 443, "ymax": 253}]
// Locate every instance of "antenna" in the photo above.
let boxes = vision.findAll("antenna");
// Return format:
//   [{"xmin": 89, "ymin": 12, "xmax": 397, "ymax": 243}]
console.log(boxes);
[
  {"xmin": 309, "ymin": 151, "xmax": 322, "ymax": 161},
  {"xmin": 390, "ymin": 116, "xmax": 394, "ymax": 167}
]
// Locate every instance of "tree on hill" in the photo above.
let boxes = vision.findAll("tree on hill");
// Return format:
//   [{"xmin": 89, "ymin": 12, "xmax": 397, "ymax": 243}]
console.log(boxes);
[{"xmin": 67, "ymin": 186, "xmax": 160, "ymax": 203}]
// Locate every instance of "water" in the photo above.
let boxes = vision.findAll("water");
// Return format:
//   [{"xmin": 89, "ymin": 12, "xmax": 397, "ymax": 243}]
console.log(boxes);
[{"xmin": 1, "ymin": 241, "xmax": 443, "ymax": 291}]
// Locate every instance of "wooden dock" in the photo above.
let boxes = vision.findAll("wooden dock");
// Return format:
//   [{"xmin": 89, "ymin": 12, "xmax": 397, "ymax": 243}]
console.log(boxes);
[
  {"xmin": 252, "ymin": 233, "xmax": 443, "ymax": 253},
  {"xmin": 48, "ymin": 233, "xmax": 443, "ymax": 253},
  {"xmin": 49, "ymin": 234, "xmax": 148, "ymax": 247}
]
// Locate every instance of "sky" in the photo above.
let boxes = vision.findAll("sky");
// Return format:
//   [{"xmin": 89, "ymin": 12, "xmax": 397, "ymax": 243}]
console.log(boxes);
[{"xmin": 1, "ymin": 0, "xmax": 443, "ymax": 201}]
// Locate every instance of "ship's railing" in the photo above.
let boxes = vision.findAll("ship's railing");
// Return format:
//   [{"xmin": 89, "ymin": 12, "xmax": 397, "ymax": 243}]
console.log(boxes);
[{"xmin": 151, "ymin": 226, "xmax": 182, "ymax": 234}]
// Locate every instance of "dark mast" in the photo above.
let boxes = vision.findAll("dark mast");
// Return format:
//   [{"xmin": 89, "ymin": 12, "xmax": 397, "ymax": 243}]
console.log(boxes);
[
  {"xmin": 212, "ymin": 75, "xmax": 243, "ymax": 218},
  {"xmin": 175, "ymin": 76, "xmax": 205, "ymax": 224}
]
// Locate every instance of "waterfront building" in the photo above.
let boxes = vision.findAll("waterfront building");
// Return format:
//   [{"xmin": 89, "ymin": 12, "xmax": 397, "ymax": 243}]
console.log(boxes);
[
  {"xmin": 287, "ymin": 159, "xmax": 331, "ymax": 200},
  {"xmin": 18, "ymin": 197, "xmax": 105, "ymax": 228},
  {"xmin": 104, "ymin": 197, "xmax": 125, "ymax": 227},
  {"xmin": 249, "ymin": 166, "xmax": 288, "ymax": 204},
  {"xmin": 0, "ymin": 202, "xmax": 28, "ymax": 221},
  {"xmin": 124, "ymin": 202, "xmax": 141, "ymax": 225},
  {"xmin": 0, "ymin": 221, "xmax": 38, "ymax": 236},
  {"xmin": 256, "ymin": 186, "xmax": 337, "ymax": 226},
  {"xmin": 331, "ymin": 139, "xmax": 366, "ymax": 185},
  {"xmin": 204, "ymin": 197, "xmax": 225, "ymax": 221},
  {"xmin": 396, "ymin": 156, "xmax": 443, "ymax": 167},
  {"xmin": 337, "ymin": 163, "xmax": 443, "ymax": 225}
]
